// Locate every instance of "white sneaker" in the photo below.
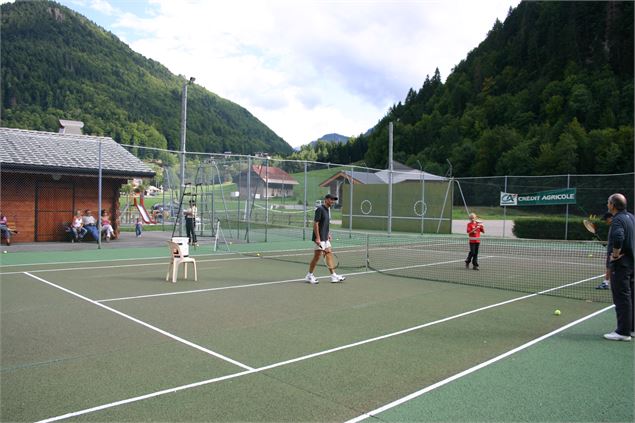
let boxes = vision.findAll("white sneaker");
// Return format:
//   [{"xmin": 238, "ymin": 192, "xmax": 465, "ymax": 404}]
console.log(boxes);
[
  {"xmin": 603, "ymin": 331, "xmax": 632, "ymax": 341},
  {"xmin": 330, "ymin": 273, "xmax": 346, "ymax": 283},
  {"xmin": 305, "ymin": 273, "xmax": 318, "ymax": 284}
]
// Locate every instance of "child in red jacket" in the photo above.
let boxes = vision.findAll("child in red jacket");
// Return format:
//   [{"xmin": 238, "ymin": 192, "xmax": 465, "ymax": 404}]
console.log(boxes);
[{"xmin": 465, "ymin": 213, "xmax": 484, "ymax": 270}]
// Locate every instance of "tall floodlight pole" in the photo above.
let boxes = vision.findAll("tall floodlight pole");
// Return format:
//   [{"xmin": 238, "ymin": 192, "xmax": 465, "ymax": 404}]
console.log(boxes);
[
  {"xmin": 179, "ymin": 76, "xmax": 195, "ymax": 235},
  {"xmin": 388, "ymin": 122, "xmax": 394, "ymax": 236}
]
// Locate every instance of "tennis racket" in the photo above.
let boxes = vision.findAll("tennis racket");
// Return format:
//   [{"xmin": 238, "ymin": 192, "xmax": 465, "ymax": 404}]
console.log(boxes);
[
  {"xmin": 323, "ymin": 251, "xmax": 340, "ymax": 270},
  {"xmin": 583, "ymin": 219, "xmax": 603, "ymax": 242}
]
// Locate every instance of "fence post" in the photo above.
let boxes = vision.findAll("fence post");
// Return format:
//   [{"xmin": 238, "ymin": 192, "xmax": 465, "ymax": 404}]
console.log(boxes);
[
  {"xmin": 265, "ymin": 158, "xmax": 269, "ymax": 243},
  {"xmin": 503, "ymin": 175, "xmax": 508, "ymax": 239},
  {"xmin": 388, "ymin": 122, "xmax": 393, "ymax": 236},
  {"xmin": 97, "ymin": 139, "xmax": 102, "ymax": 249},
  {"xmin": 564, "ymin": 173, "xmax": 570, "ymax": 240},
  {"xmin": 303, "ymin": 161, "xmax": 308, "ymax": 241},
  {"xmin": 420, "ymin": 165, "xmax": 425, "ymax": 234},
  {"xmin": 246, "ymin": 156, "xmax": 251, "ymax": 243},
  {"xmin": 349, "ymin": 166, "xmax": 354, "ymax": 238}
]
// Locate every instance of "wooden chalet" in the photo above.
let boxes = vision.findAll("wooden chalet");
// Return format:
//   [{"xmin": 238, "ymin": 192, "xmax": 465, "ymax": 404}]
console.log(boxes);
[
  {"xmin": 238, "ymin": 164, "xmax": 299, "ymax": 199},
  {"xmin": 0, "ymin": 127, "xmax": 155, "ymax": 242}
]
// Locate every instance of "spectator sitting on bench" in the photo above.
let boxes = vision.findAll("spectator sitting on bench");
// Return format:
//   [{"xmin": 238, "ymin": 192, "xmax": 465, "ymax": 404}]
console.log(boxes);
[
  {"xmin": 0, "ymin": 213, "xmax": 16, "ymax": 246},
  {"xmin": 70, "ymin": 210, "xmax": 87, "ymax": 242},
  {"xmin": 101, "ymin": 209, "xmax": 115, "ymax": 242},
  {"xmin": 82, "ymin": 209, "xmax": 99, "ymax": 241}
]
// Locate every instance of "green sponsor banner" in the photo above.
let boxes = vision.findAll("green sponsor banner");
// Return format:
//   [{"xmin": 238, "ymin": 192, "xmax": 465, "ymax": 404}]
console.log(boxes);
[{"xmin": 500, "ymin": 188, "xmax": 576, "ymax": 206}]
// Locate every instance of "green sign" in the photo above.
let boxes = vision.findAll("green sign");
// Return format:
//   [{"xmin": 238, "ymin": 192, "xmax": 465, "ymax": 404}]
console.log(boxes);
[{"xmin": 500, "ymin": 188, "xmax": 576, "ymax": 206}]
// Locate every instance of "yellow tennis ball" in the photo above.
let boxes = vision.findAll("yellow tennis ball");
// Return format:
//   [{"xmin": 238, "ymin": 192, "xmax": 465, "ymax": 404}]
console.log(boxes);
[
  {"xmin": 588, "ymin": 254, "xmax": 593, "ymax": 258},
  {"xmin": 256, "ymin": 253, "xmax": 261, "ymax": 257},
  {"xmin": 554, "ymin": 309, "xmax": 561, "ymax": 316}
]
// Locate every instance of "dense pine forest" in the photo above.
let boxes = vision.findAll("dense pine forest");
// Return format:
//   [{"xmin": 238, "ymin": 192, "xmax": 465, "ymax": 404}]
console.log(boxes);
[
  {"xmin": 296, "ymin": 1, "xmax": 634, "ymax": 176},
  {"xmin": 0, "ymin": 0, "xmax": 293, "ymax": 156}
]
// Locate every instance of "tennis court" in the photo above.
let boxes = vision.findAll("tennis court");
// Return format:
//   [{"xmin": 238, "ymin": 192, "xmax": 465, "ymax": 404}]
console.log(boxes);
[{"xmin": 1, "ymin": 235, "xmax": 633, "ymax": 422}]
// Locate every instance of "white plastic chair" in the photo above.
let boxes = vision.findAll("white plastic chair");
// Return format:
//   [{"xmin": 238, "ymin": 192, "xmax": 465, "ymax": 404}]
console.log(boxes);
[{"xmin": 166, "ymin": 240, "xmax": 197, "ymax": 283}]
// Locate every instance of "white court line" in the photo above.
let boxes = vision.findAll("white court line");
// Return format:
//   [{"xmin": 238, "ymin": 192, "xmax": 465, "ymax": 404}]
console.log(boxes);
[
  {"xmin": 0, "ymin": 256, "xmax": 258, "ymax": 275},
  {"xmin": 98, "ymin": 277, "xmax": 309, "ymax": 302},
  {"xmin": 344, "ymin": 304, "xmax": 615, "ymax": 423},
  {"xmin": 23, "ymin": 272, "xmax": 254, "ymax": 372},
  {"xmin": 96, "ymin": 257, "xmax": 475, "ymax": 303},
  {"xmin": 0, "ymin": 245, "xmax": 329, "ymax": 269},
  {"xmin": 36, "ymin": 273, "xmax": 603, "ymax": 423}
]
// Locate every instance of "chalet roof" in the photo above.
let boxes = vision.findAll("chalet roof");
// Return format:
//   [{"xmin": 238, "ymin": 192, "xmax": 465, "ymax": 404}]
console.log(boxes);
[
  {"xmin": 250, "ymin": 165, "xmax": 299, "ymax": 185},
  {"xmin": 319, "ymin": 170, "xmax": 384, "ymax": 187},
  {"xmin": 0, "ymin": 127, "xmax": 155, "ymax": 177},
  {"xmin": 374, "ymin": 168, "xmax": 446, "ymax": 183},
  {"xmin": 319, "ymin": 167, "xmax": 445, "ymax": 187}
]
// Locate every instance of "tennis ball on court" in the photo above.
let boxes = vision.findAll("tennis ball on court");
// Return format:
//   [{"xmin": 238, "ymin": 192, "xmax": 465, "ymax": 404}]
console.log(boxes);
[
  {"xmin": 554, "ymin": 309, "xmax": 561, "ymax": 316},
  {"xmin": 2, "ymin": 251, "xmax": 6, "ymax": 254},
  {"xmin": 256, "ymin": 253, "xmax": 261, "ymax": 257},
  {"xmin": 588, "ymin": 254, "xmax": 593, "ymax": 258}
]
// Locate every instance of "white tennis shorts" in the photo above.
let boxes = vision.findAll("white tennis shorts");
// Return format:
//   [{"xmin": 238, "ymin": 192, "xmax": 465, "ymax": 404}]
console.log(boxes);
[{"xmin": 315, "ymin": 240, "xmax": 332, "ymax": 250}]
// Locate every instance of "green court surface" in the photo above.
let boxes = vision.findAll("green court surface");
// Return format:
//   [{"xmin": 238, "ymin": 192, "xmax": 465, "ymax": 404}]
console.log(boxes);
[{"xmin": 1, "ymin": 243, "xmax": 632, "ymax": 422}]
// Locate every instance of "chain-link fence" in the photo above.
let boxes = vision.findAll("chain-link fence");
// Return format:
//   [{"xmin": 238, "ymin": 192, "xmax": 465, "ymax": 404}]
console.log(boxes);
[
  {"xmin": 455, "ymin": 173, "xmax": 634, "ymax": 238},
  {"xmin": 1, "ymin": 132, "xmax": 633, "ymax": 249},
  {"xmin": 123, "ymin": 146, "xmax": 632, "ymax": 245}
]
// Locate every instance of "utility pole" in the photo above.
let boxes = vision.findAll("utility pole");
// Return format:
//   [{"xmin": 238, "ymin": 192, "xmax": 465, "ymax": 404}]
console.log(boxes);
[{"xmin": 179, "ymin": 76, "xmax": 195, "ymax": 235}]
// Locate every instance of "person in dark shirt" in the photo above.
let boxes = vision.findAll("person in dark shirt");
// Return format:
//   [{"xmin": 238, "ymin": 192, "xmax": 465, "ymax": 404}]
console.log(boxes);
[
  {"xmin": 305, "ymin": 194, "xmax": 346, "ymax": 284},
  {"xmin": 603, "ymin": 193, "xmax": 634, "ymax": 342}
]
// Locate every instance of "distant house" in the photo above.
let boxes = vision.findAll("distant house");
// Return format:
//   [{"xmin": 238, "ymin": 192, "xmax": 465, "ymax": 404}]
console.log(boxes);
[
  {"xmin": 319, "ymin": 161, "xmax": 446, "ymax": 201},
  {"xmin": 238, "ymin": 164, "xmax": 299, "ymax": 199},
  {"xmin": 0, "ymin": 127, "xmax": 155, "ymax": 242}
]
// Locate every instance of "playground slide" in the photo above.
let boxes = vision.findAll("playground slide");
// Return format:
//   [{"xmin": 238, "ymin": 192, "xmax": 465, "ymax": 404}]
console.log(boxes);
[{"xmin": 134, "ymin": 197, "xmax": 156, "ymax": 224}]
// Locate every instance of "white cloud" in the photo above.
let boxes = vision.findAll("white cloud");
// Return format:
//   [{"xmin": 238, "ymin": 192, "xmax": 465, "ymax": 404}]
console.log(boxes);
[
  {"xmin": 104, "ymin": 0, "xmax": 518, "ymax": 147},
  {"xmin": 89, "ymin": 0, "xmax": 116, "ymax": 15}
]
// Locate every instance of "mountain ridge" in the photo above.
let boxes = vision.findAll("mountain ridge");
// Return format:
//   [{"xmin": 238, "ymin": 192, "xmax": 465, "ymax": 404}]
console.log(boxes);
[{"xmin": 0, "ymin": 0, "xmax": 294, "ymax": 156}]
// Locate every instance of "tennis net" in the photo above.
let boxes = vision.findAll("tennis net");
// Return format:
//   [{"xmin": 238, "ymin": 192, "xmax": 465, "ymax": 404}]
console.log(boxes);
[
  {"xmin": 364, "ymin": 234, "xmax": 609, "ymax": 303},
  {"xmin": 229, "ymin": 227, "xmax": 610, "ymax": 303}
]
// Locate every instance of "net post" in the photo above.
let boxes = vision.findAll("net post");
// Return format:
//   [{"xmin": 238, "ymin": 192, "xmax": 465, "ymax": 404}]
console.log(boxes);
[{"xmin": 365, "ymin": 233, "xmax": 370, "ymax": 271}]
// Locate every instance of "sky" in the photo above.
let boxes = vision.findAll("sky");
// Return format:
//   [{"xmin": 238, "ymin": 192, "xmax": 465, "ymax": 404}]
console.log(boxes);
[{"xmin": 9, "ymin": 0, "xmax": 519, "ymax": 148}]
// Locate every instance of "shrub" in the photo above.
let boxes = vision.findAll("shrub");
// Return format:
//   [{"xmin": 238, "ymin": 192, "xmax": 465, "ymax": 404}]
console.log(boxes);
[{"xmin": 512, "ymin": 217, "xmax": 610, "ymax": 240}]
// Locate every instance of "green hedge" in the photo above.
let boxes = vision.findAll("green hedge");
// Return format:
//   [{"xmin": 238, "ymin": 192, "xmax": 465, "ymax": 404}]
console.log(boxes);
[{"xmin": 512, "ymin": 217, "xmax": 610, "ymax": 240}]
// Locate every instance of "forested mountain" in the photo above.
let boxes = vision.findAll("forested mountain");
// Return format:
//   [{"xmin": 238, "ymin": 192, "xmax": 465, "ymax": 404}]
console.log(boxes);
[
  {"xmin": 323, "ymin": 1, "xmax": 634, "ymax": 176},
  {"xmin": 0, "ymin": 0, "xmax": 293, "ymax": 156}
]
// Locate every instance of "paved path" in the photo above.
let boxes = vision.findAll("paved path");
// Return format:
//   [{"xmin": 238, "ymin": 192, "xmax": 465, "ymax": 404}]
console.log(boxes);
[{"xmin": 0, "ymin": 231, "xmax": 170, "ymax": 253}]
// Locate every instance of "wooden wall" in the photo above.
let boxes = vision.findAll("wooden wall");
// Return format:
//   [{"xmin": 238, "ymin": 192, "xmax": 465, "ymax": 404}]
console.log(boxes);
[{"xmin": 0, "ymin": 172, "xmax": 126, "ymax": 242}]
